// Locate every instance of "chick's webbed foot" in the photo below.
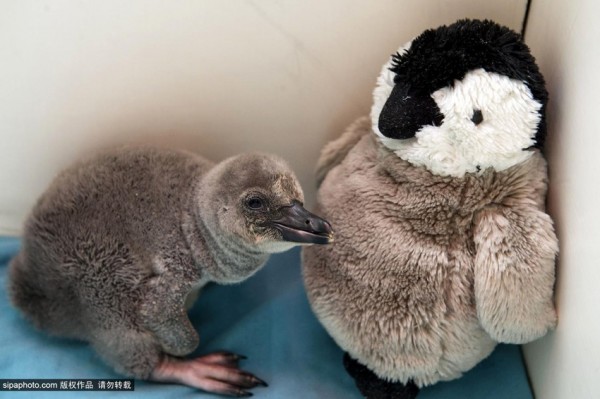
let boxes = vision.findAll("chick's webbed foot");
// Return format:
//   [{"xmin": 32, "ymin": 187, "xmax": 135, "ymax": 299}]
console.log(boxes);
[
  {"xmin": 343, "ymin": 353, "xmax": 419, "ymax": 399},
  {"xmin": 151, "ymin": 352, "xmax": 267, "ymax": 397}
]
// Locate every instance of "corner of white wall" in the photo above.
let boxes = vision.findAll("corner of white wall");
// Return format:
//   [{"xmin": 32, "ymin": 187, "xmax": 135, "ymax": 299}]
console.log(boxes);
[{"xmin": 523, "ymin": 0, "xmax": 600, "ymax": 397}]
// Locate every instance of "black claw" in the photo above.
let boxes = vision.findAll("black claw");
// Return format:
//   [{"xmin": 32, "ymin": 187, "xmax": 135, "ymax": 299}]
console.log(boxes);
[
  {"xmin": 225, "ymin": 353, "xmax": 247, "ymax": 361},
  {"xmin": 236, "ymin": 372, "xmax": 267, "ymax": 389},
  {"xmin": 254, "ymin": 377, "xmax": 268, "ymax": 387},
  {"xmin": 216, "ymin": 351, "xmax": 247, "ymax": 360},
  {"xmin": 236, "ymin": 391, "xmax": 252, "ymax": 397}
]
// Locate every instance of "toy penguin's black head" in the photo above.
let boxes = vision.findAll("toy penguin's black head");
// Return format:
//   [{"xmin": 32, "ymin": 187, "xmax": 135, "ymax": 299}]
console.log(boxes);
[{"xmin": 377, "ymin": 19, "xmax": 548, "ymax": 149}]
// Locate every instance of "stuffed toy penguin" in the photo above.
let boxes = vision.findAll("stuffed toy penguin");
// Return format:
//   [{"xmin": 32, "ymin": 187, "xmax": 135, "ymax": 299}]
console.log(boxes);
[{"xmin": 302, "ymin": 19, "xmax": 558, "ymax": 399}]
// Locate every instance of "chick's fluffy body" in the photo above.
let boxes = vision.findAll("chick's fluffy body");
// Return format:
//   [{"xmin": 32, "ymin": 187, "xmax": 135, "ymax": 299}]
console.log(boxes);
[
  {"xmin": 10, "ymin": 149, "xmax": 212, "ymax": 367},
  {"xmin": 8, "ymin": 147, "xmax": 293, "ymax": 379}
]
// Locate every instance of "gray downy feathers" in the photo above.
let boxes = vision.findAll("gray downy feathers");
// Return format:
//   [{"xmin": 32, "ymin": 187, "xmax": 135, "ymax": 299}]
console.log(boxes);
[{"xmin": 8, "ymin": 146, "xmax": 332, "ymax": 380}]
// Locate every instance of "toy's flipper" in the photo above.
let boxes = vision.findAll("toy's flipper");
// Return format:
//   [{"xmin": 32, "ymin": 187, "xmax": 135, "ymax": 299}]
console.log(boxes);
[
  {"xmin": 316, "ymin": 116, "xmax": 372, "ymax": 187},
  {"xmin": 343, "ymin": 353, "xmax": 419, "ymax": 399},
  {"xmin": 473, "ymin": 204, "xmax": 558, "ymax": 344}
]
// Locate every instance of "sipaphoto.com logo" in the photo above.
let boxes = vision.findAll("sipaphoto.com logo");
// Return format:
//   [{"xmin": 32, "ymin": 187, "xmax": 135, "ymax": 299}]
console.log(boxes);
[
  {"xmin": 2, "ymin": 380, "xmax": 57, "ymax": 390},
  {"xmin": 0, "ymin": 379, "xmax": 134, "ymax": 391}
]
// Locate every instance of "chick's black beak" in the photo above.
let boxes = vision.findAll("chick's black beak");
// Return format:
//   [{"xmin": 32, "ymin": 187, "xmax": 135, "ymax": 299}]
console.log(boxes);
[{"xmin": 271, "ymin": 201, "xmax": 334, "ymax": 245}]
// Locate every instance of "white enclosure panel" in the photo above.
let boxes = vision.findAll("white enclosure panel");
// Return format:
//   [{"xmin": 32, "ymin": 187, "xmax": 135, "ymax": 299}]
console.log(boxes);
[
  {"xmin": 0, "ymin": 0, "xmax": 526, "ymax": 234},
  {"xmin": 523, "ymin": 0, "xmax": 600, "ymax": 398}
]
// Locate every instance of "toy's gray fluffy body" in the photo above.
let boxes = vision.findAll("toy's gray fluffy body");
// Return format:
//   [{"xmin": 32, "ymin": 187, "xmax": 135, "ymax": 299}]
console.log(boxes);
[
  {"xmin": 303, "ymin": 117, "xmax": 558, "ymax": 386},
  {"xmin": 8, "ymin": 147, "xmax": 300, "ymax": 379}
]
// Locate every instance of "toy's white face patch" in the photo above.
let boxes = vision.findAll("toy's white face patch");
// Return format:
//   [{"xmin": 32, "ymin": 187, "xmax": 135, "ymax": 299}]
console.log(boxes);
[{"xmin": 371, "ymin": 48, "xmax": 542, "ymax": 177}]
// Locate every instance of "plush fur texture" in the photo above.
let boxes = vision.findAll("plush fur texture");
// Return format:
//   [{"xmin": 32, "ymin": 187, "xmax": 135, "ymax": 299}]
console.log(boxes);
[
  {"xmin": 302, "ymin": 117, "xmax": 558, "ymax": 386},
  {"xmin": 8, "ymin": 147, "xmax": 309, "ymax": 381},
  {"xmin": 371, "ymin": 20, "xmax": 547, "ymax": 178},
  {"xmin": 379, "ymin": 19, "xmax": 548, "ymax": 147},
  {"xmin": 378, "ymin": 69, "xmax": 541, "ymax": 177}
]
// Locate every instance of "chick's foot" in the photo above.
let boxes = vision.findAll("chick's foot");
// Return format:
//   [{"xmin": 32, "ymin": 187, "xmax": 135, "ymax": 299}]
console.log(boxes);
[{"xmin": 151, "ymin": 352, "xmax": 267, "ymax": 397}]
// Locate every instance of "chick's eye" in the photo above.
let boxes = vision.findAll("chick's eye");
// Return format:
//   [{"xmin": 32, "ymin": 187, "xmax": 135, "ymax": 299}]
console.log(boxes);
[
  {"xmin": 471, "ymin": 109, "xmax": 484, "ymax": 125},
  {"xmin": 246, "ymin": 197, "xmax": 264, "ymax": 210}
]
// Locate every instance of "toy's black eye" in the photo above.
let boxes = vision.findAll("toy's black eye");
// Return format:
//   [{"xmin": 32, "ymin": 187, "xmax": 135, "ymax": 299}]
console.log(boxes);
[
  {"xmin": 471, "ymin": 109, "xmax": 484, "ymax": 125},
  {"xmin": 246, "ymin": 197, "xmax": 265, "ymax": 210}
]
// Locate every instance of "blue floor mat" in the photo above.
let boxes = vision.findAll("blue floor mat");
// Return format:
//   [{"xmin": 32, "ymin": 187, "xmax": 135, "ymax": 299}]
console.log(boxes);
[{"xmin": 0, "ymin": 237, "xmax": 532, "ymax": 398}]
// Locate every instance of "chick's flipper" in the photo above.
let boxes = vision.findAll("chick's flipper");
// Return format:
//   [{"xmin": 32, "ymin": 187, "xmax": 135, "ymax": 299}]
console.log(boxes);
[
  {"xmin": 139, "ymin": 273, "xmax": 200, "ymax": 357},
  {"xmin": 151, "ymin": 353, "xmax": 267, "ymax": 397}
]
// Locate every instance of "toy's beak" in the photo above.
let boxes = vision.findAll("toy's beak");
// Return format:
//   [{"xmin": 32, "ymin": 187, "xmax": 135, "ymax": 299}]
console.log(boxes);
[
  {"xmin": 378, "ymin": 82, "xmax": 444, "ymax": 139},
  {"xmin": 271, "ymin": 201, "xmax": 334, "ymax": 245}
]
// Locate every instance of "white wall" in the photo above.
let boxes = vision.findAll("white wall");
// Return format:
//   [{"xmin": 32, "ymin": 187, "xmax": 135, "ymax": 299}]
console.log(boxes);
[
  {"xmin": 3, "ymin": 1, "xmax": 597, "ymax": 395},
  {"xmin": 0, "ymin": 0, "xmax": 526, "ymax": 235},
  {"xmin": 523, "ymin": 0, "xmax": 600, "ymax": 397}
]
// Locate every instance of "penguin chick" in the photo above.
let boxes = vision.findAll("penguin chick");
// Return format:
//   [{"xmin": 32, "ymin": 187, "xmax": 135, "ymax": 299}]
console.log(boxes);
[
  {"xmin": 303, "ymin": 19, "xmax": 557, "ymax": 399},
  {"xmin": 8, "ymin": 147, "xmax": 333, "ymax": 397}
]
